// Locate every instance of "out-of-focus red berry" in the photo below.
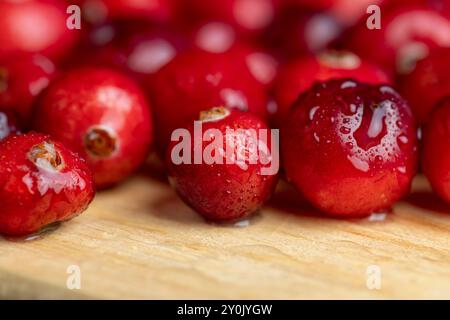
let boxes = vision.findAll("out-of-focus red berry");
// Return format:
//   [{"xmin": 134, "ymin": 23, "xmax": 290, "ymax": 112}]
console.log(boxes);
[
  {"xmin": 271, "ymin": 51, "xmax": 391, "ymax": 127},
  {"xmin": 0, "ymin": 0, "xmax": 80, "ymax": 63},
  {"xmin": 348, "ymin": 4, "xmax": 450, "ymax": 74},
  {"xmin": 400, "ymin": 47, "xmax": 450, "ymax": 124},
  {"xmin": 422, "ymin": 96, "xmax": 450, "ymax": 204},
  {"xmin": 0, "ymin": 54, "xmax": 56, "ymax": 125},
  {"xmin": 147, "ymin": 49, "xmax": 270, "ymax": 152}
]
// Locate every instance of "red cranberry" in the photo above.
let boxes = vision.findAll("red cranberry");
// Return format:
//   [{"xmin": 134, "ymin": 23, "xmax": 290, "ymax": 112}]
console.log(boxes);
[
  {"xmin": 189, "ymin": 22, "xmax": 279, "ymax": 89},
  {"xmin": 33, "ymin": 68, "xmax": 153, "ymax": 188},
  {"xmin": 190, "ymin": 21, "xmax": 238, "ymax": 54},
  {"xmin": 166, "ymin": 107, "xmax": 279, "ymax": 221},
  {"xmin": 400, "ymin": 47, "xmax": 450, "ymax": 124},
  {"xmin": 0, "ymin": 0, "xmax": 80, "ymax": 62},
  {"xmin": 176, "ymin": 0, "xmax": 280, "ymax": 36},
  {"xmin": 72, "ymin": 22, "xmax": 187, "ymax": 84},
  {"xmin": 265, "ymin": 7, "xmax": 344, "ymax": 58},
  {"xmin": 348, "ymin": 4, "xmax": 450, "ymax": 74},
  {"xmin": 0, "ymin": 132, "xmax": 95, "ymax": 236},
  {"xmin": 286, "ymin": 0, "xmax": 387, "ymax": 26},
  {"xmin": 0, "ymin": 54, "xmax": 56, "ymax": 125},
  {"xmin": 271, "ymin": 51, "xmax": 391, "ymax": 127},
  {"xmin": 147, "ymin": 49, "xmax": 269, "ymax": 152},
  {"xmin": 0, "ymin": 109, "xmax": 20, "ymax": 141},
  {"xmin": 282, "ymin": 79, "xmax": 418, "ymax": 217},
  {"xmin": 422, "ymin": 96, "xmax": 450, "ymax": 203},
  {"xmin": 75, "ymin": 0, "xmax": 173, "ymax": 24}
]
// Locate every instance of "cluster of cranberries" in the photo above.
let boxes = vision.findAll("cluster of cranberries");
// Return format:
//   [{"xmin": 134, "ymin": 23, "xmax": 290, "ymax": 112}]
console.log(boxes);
[{"xmin": 1, "ymin": 0, "xmax": 450, "ymax": 236}]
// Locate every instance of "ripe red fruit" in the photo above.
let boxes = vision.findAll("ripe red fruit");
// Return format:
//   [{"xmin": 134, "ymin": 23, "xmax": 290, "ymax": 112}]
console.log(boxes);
[
  {"xmin": 166, "ymin": 107, "xmax": 279, "ymax": 221},
  {"xmin": 400, "ymin": 47, "xmax": 450, "ymax": 124},
  {"xmin": 0, "ymin": 109, "xmax": 21, "ymax": 141},
  {"xmin": 74, "ymin": 0, "xmax": 173, "ymax": 24},
  {"xmin": 265, "ymin": 7, "xmax": 343, "ymax": 59},
  {"xmin": 282, "ymin": 79, "xmax": 418, "ymax": 217},
  {"xmin": 189, "ymin": 22, "xmax": 279, "ymax": 89},
  {"xmin": 176, "ymin": 0, "xmax": 280, "ymax": 36},
  {"xmin": 147, "ymin": 49, "xmax": 269, "ymax": 152},
  {"xmin": 271, "ymin": 51, "xmax": 391, "ymax": 127},
  {"xmin": 286, "ymin": 0, "xmax": 386, "ymax": 26},
  {"xmin": 72, "ymin": 22, "xmax": 187, "ymax": 84},
  {"xmin": 0, "ymin": 0, "xmax": 80, "ymax": 62},
  {"xmin": 0, "ymin": 132, "xmax": 95, "ymax": 236},
  {"xmin": 348, "ymin": 5, "xmax": 450, "ymax": 74},
  {"xmin": 422, "ymin": 97, "xmax": 450, "ymax": 204},
  {"xmin": 0, "ymin": 54, "xmax": 56, "ymax": 125},
  {"xmin": 33, "ymin": 68, "xmax": 153, "ymax": 188}
]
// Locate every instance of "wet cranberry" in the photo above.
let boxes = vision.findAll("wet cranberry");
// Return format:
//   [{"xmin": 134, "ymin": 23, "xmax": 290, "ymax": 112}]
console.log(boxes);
[
  {"xmin": 282, "ymin": 79, "xmax": 418, "ymax": 217},
  {"xmin": 0, "ymin": 109, "xmax": 20, "ymax": 141},
  {"xmin": 271, "ymin": 50, "xmax": 391, "ymax": 127},
  {"xmin": 0, "ymin": 0, "xmax": 80, "ymax": 63},
  {"xmin": 166, "ymin": 107, "xmax": 279, "ymax": 221},
  {"xmin": 147, "ymin": 49, "xmax": 269, "ymax": 152},
  {"xmin": 33, "ymin": 68, "xmax": 153, "ymax": 188},
  {"xmin": 348, "ymin": 4, "xmax": 450, "ymax": 74},
  {"xmin": 0, "ymin": 132, "xmax": 95, "ymax": 236},
  {"xmin": 422, "ymin": 96, "xmax": 450, "ymax": 204},
  {"xmin": 400, "ymin": 47, "xmax": 450, "ymax": 124},
  {"xmin": 0, "ymin": 54, "xmax": 56, "ymax": 125}
]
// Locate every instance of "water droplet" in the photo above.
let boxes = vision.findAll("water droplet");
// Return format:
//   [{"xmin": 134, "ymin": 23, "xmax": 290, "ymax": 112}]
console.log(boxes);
[
  {"xmin": 340, "ymin": 127, "xmax": 351, "ymax": 134},
  {"xmin": 367, "ymin": 210, "xmax": 390, "ymax": 222},
  {"xmin": 2, "ymin": 222, "xmax": 61, "ymax": 242},
  {"xmin": 309, "ymin": 106, "xmax": 320, "ymax": 121},
  {"xmin": 340, "ymin": 80, "xmax": 357, "ymax": 89},
  {"xmin": 347, "ymin": 155, "xmax": 370, "ymax": 172},
  {"xmin": 397, "ymin": 135, "xmax": 409, "ymax": 145},
  {"xmin": 397, "ymin": 166, "xmax": 407, "ymax": 174},
  {"xmin": 313, "ymin": 132, "xmax": 320, "ymax": 142}
]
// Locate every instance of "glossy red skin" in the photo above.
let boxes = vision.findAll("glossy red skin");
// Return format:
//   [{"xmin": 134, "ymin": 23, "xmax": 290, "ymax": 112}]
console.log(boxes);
[
  {"xmin": 72, "ymin": 22, "xmax": 187, "ymax": 84},
  {"xmin": 74, "ymin": 0, "xmax": 173, "ymax": 24},
  {"xmin": 285, "ymin": 0, "xmax": 386, "ymax": 26},
  {"xmin": 271, "ymin": 51, "xmax": 391, "ymax": 127},
  {"xmin": 0, "ymin": 0, "xmax": 80, "ymax": 63},
  {"xmin": 400, "ymin": 48, "xmax": 450, "ymax": 124},
  {"xmin": 0, "ymin": 133, "xmax": 95, "ymax": 236},
  {"xmin": 282, "ymin": 79, "xmax": 418, "ymax": 217},
  {"xmin": 348, "ymin": 5, "xmax": 450, "ymax": 74},
  {"xmin": 422, "ymin": 97, "xmax": 450, "ymax": 203},
  {"xmin": 147, "ymin": 49, "xmax": 269, "ymax": 152},
  {"xmin": 264, "ymin": 7, "xmax": 343, "ymax": 59},
  {"xmin": 166, "ymin": 109, "xmax": 278, "ymax": 221},
  {"xmin": 0, "ymin": 109, "xmax": 21, "ymax": 141},
  {"xmin": 176, "ymin": 0, "xmax": 280, "ymax": 35},
  {"xmin": 0, "ymin": 54, "xmax": 56, "ymax": 125},
  {"xmin": 33, "ymin": 68, "xmax": 153, "ymax": 188},
  {"xmin": 189, "ymin": 23, "xmax": 280, "ymax": 89}
]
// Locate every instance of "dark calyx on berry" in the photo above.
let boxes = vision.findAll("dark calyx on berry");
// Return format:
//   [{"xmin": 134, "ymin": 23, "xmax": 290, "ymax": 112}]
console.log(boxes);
[
  {"xmin": 28, "ymin": 141, "xmax": 64, "ymax": 172},
  {"xmin": 84, "ymin": 127, "xmax": 117, "ymax": 158}
]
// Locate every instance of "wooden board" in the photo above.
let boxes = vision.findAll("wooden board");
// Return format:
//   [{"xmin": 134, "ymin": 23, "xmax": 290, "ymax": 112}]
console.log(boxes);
[{"xmin": 0, "ymin": 170, "xmax": 449, "ymax": 299}]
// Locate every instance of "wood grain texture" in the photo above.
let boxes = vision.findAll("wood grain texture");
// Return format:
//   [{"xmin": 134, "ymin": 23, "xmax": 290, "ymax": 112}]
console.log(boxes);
[{"xmin": 0, "ymin": 173, "xmax": 449, "ymax": 299}]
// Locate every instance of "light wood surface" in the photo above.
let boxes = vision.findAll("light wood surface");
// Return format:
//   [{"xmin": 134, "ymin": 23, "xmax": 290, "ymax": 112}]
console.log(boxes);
[{"xmin": 0, "ymin": 169, "xmax": 449, "ymax": 299}]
